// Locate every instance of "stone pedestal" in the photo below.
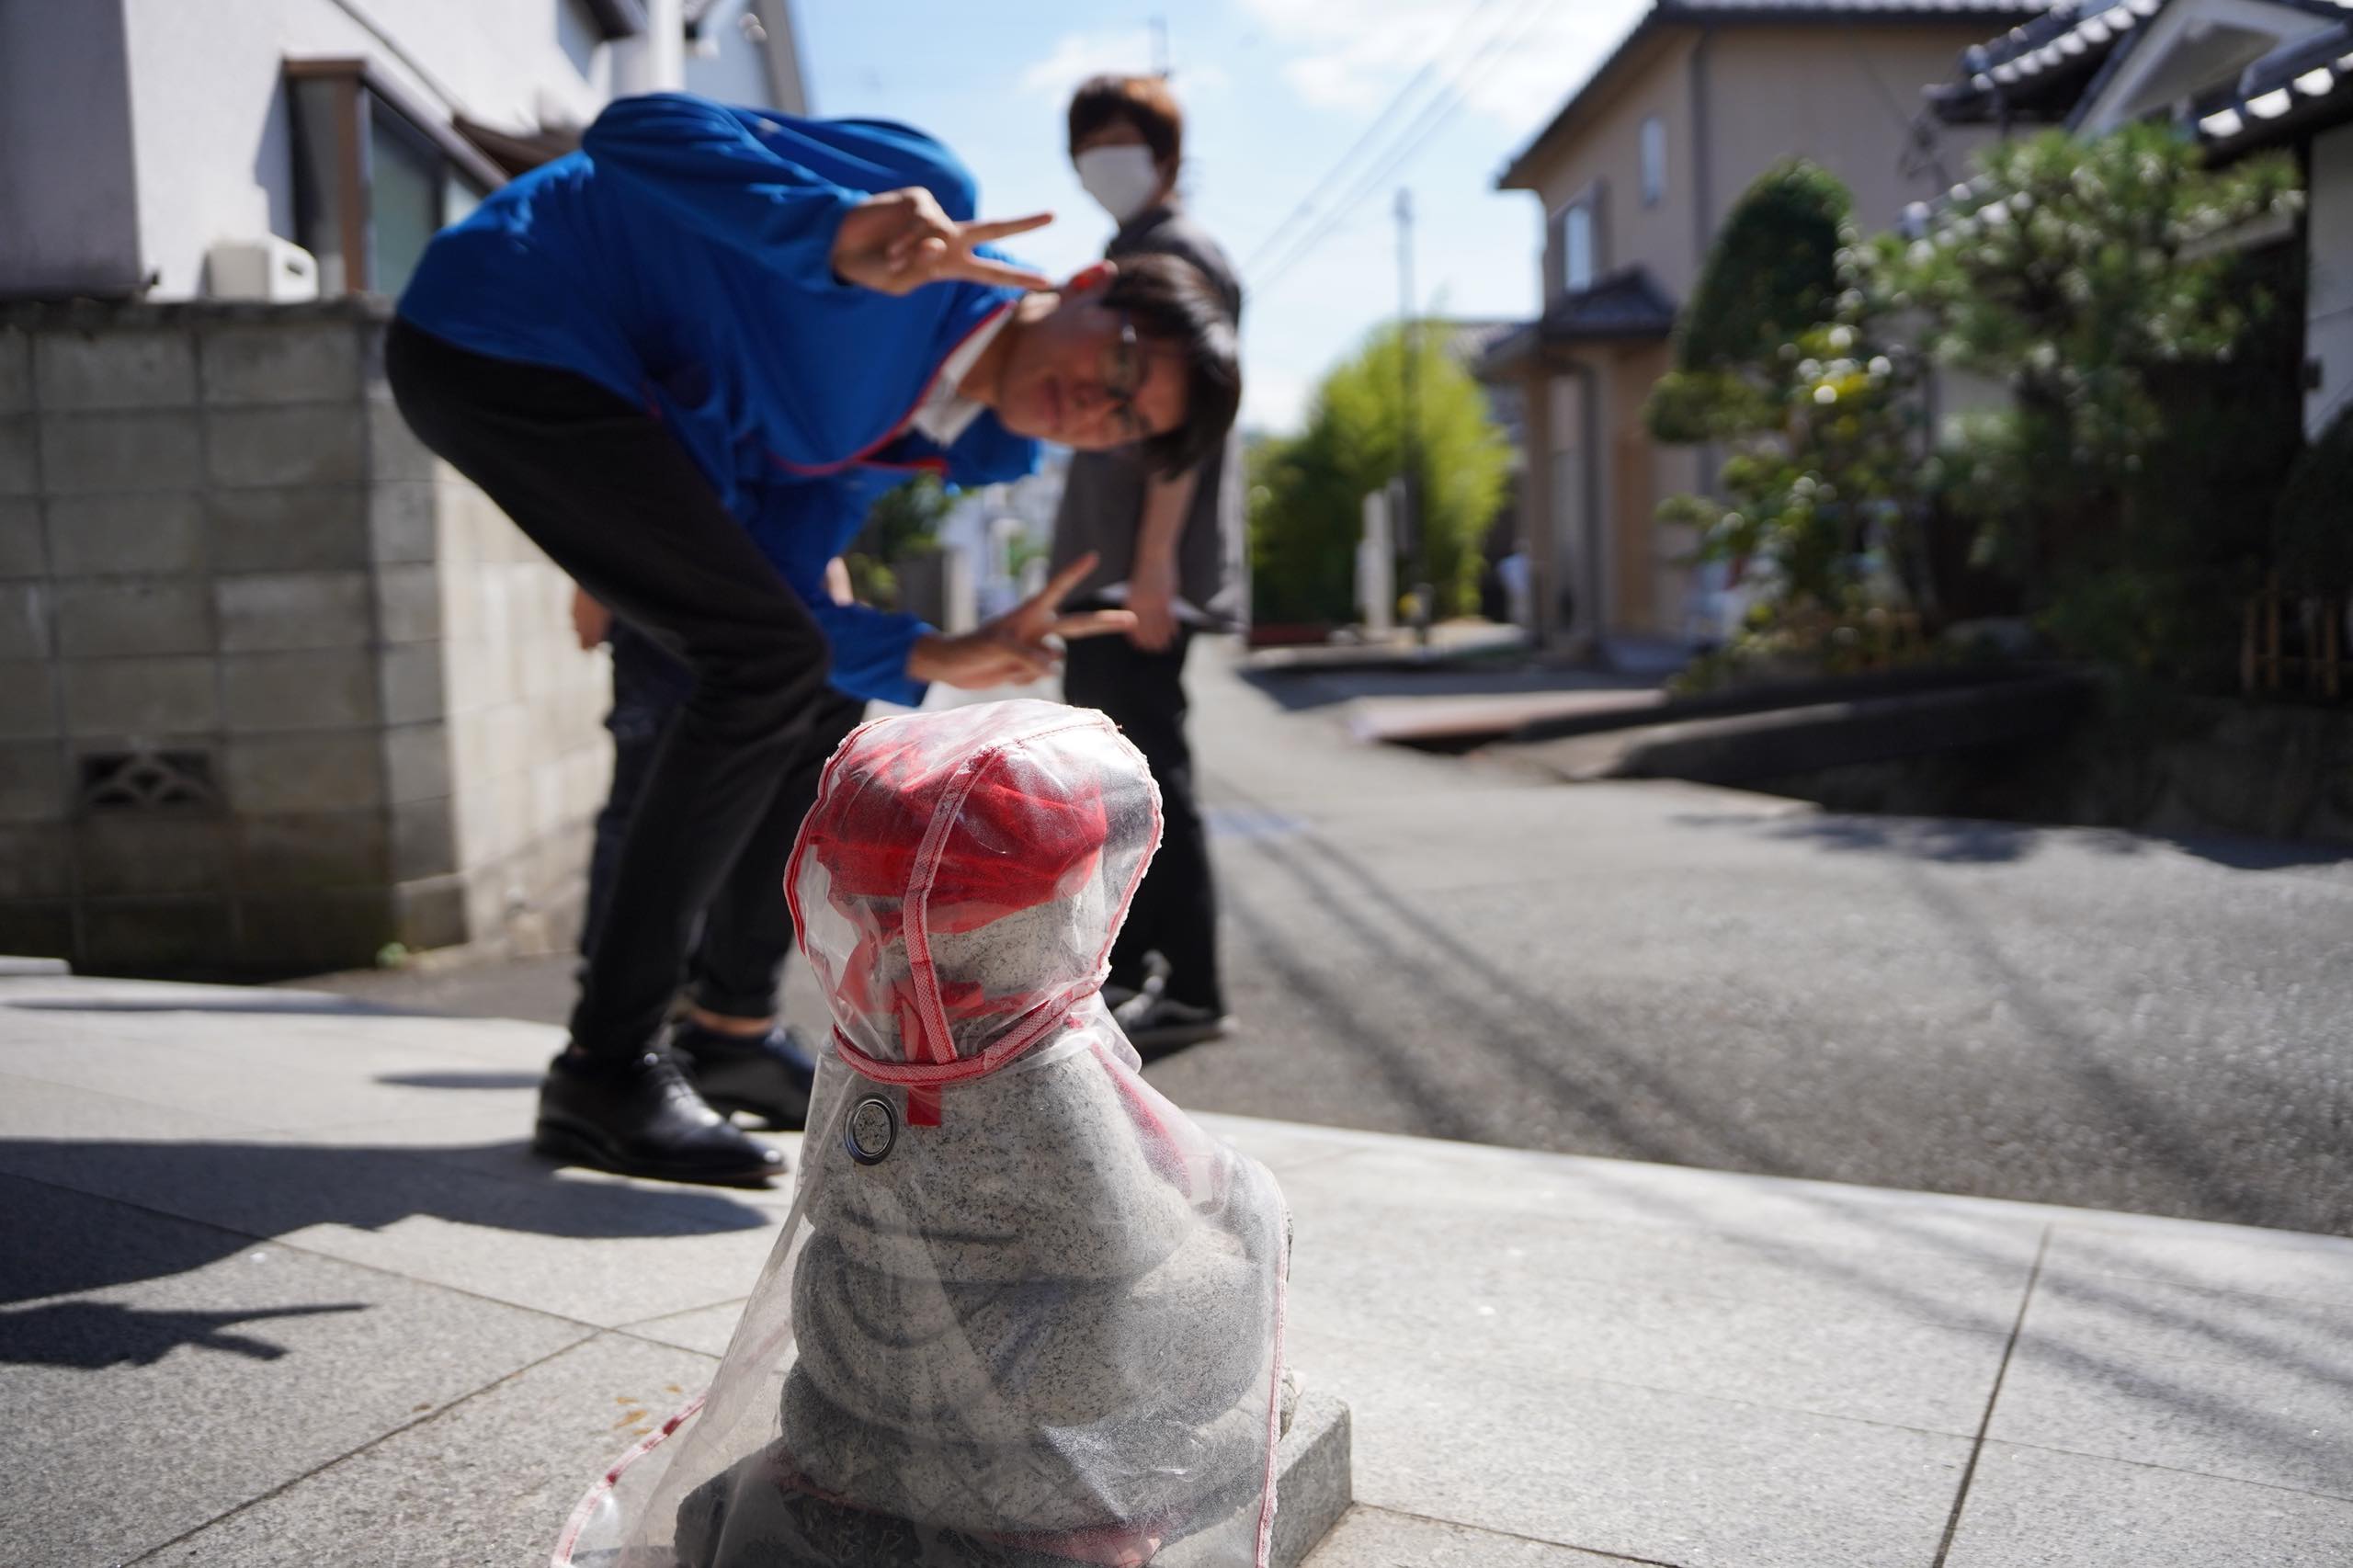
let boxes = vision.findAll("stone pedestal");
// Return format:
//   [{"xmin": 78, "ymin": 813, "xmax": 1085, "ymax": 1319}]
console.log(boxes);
[{"xmin": 1270, "ymin": 1388, "xmax": 1354, "ymax": 1568}]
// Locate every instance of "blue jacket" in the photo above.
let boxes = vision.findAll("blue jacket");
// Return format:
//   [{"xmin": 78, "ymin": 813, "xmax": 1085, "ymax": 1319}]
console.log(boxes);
[{"xmin": 397, "ymin": 94, "xmax": 1040, "ymax": 705}]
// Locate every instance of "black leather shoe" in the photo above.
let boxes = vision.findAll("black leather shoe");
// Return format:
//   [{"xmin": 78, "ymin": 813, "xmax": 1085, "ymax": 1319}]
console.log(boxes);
[
  {"xmin": 673, "ymin": 1022, "xmax": 819, "ymax": 1131},
  {"xmin": 533, "ymin": 1049, "xmax": 785, "ymax": 1187}
]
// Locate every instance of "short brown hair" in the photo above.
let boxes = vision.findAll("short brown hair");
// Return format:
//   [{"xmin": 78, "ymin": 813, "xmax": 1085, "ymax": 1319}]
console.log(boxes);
[
  {"xmin": 1067, "ymin": 74, "xmax": 1183, "ymax": 167},
  {"xmin": 1107, "ymin": 253, "xmax": 1239, "ymax": 478}
]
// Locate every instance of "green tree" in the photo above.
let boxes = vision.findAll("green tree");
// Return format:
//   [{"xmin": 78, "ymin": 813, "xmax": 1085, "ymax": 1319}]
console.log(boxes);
[
  {"xmin": 1250, "ymin": 324, "xmax": 1509, "ymax": 626},
  {"xmin": 1648, "ymin": 159, "xmax": 1855, "ymax": 446},
  {"xmin": 1644, "ymin": 163, "xmax": 1927, "ymax": 671},
  {"xmin": 1881, "ymin": 123, "xmax": 2302, "ymax": 671}
]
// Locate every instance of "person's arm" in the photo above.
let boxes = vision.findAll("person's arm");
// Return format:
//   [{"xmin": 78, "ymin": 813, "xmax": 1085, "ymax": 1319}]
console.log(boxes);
[
  {"xmin": 810, "ymin": 597, "xmax": 932, "ymax": 706},
  {"xmin": 1124, "ymin": 465, "xmax": 1199, "ymax": 653},
  {"xmin": 742, "ymin": 476, "xmax": 935, "ymax": 705},
  {"xmin": 909, "ymin": 554, "xmax": 1135, "ymax": 689}
]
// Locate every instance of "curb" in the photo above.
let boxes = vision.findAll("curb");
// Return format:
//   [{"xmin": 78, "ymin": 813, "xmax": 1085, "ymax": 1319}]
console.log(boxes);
[{"xmin": 1273, "ymin": 1389, "xmax": 1354, "ymax": 1567}]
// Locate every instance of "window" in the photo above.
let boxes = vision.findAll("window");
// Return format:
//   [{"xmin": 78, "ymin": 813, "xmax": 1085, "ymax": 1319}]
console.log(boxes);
[
  {"xmin": 1558, "ymin": 199, "xmax": 1597, "ymax": 295},
  {"xmin": 1641, "ymin": 115, "xmax": 1667, "ymax": 208},
  {"xmin": 287, "ymin": 60, "xmax": 499, "ymax": 295}
]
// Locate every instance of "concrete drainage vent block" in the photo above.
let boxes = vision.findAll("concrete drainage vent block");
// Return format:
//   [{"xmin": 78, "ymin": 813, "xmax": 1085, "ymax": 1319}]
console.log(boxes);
[{"xmin": 1271, "ymin": 1389, "xmax": 1353, "ymax": 1567}]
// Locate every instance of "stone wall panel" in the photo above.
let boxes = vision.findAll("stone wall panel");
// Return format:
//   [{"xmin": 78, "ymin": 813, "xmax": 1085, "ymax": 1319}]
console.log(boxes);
[
  {"xmin": 34, "ymin": 328, "xmax": 197, "ymax": 410},
  {"xmin": 46, "ymin": 493, "xmax": 206, "ymax": 577}
]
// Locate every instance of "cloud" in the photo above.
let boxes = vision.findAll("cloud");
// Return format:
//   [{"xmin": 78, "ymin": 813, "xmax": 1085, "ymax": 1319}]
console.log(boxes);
[
  {"xmin": 1283, "ymin": 54, "xmax": 1382, "ymax": 111},
  {"xmin": 1016, "ymin": 28, "xmax": 1229, "ymax": 99},
  {"xmin": 1235, "ymin": 0, "xmax": 1646, "ymax": 138}
]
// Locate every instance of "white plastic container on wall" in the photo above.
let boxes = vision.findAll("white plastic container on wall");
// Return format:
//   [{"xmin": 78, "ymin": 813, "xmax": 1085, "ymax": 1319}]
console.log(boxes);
[{"xmin": 206, "ymin": 236, "xmax": 320, "ymax": 301}]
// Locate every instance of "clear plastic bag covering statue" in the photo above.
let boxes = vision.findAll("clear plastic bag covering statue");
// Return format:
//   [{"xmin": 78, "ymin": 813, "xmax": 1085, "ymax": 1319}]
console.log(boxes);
[{"xmin": 556, "ymin": 699, "xmax": 1291, "ymax": 1568}]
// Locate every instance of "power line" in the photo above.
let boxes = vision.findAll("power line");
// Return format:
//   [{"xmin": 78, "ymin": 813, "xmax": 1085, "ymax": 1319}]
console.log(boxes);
[
  {"xmin": 1251, "ymin": 0, "xmax": 1559, "ymax": 294},
  {"xmin": 1252, "ymin": 0, "xmax": 1558, "ymax": 296},
  {"xmin": 1239, "ymin": 0, "xmax": 1521, "ymax": 277}
]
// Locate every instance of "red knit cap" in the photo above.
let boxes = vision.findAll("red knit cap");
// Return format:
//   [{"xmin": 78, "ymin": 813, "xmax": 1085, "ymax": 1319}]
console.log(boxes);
[
  {"xmin": 786, "ymin": 701, "xmax": 1161, "ymax": 1089},
  {"xmin": 801, "ymin": 716, "xmax": 1108, "ymax": 935}
]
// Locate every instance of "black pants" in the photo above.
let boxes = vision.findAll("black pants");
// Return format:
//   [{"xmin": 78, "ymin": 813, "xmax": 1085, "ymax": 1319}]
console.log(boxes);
[
  {"xmin": 581, "ymin": 623, "xmax": 865, "ymax": 1019},
  {"xmin": 386, "ymin": 318, "xmax": 836, "ymax": 1061},
  {"xmin": 1061, "ymin": 626, "xmax": 1223, "ymax": 1011}
]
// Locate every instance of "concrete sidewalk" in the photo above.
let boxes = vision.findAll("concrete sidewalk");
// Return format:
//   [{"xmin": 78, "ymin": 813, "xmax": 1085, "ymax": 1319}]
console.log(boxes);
[{"xmin": 4, "ymin": 971, "xmax": 2350, "ymax": 1567}]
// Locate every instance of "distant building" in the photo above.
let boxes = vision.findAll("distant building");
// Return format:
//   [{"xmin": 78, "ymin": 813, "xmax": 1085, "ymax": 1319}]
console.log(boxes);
[
  {"xmin": 0, "ymin": 0, "xmax": 808, "ymax": 301},
  {"xmin": 1928, "ymin": 0, "xmax": 2353, "ymax": 441},
  {"xmin": 1478, "ymin": 0, "xmax": 2052, "ymax": 656}
]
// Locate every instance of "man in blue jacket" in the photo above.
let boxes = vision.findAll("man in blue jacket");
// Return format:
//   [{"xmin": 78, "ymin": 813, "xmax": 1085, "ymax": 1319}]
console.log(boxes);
[{"xmin": 386, "ymin": 93, "xmax": 1240, "ymax": 1186}]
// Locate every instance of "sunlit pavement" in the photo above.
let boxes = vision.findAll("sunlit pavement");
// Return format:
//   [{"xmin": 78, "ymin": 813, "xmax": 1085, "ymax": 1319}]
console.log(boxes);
[{"xmin": 5, "ymin": 968, "xmax": 2351, "ymax": 1566}]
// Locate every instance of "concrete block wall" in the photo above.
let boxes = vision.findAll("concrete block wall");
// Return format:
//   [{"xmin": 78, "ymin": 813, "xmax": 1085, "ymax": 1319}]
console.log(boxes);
[{"xmin": 0, "ymin": 299, "xmax": 609, "ymax": 978}]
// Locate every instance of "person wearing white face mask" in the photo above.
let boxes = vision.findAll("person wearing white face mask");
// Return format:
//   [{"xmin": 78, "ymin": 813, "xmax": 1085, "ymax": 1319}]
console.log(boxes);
[{"xmin": 1051, "ymin": 75, "xmax": 1245, "ymax": 1055}]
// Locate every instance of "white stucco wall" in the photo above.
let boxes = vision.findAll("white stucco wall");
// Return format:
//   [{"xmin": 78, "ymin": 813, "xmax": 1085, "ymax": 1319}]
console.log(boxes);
[
  {"xmin": 2309, "ymin": 121, "xmax": 2353, "ymax": 440},
  {"xmin": 682, "ymin": 6, "xmax": 772, "ymax": 108},
  {"xmin": 119, "ymin": 0, "xmax": 619, "ymax": 299},
  {"xmin": 8, "ymin": 0, "xmax": 806, "ymax": 301}
]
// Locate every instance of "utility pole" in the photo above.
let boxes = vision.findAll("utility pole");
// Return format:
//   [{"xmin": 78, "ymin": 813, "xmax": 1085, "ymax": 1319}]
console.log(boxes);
[
  {"xmin": 1395, "ymin": 187, "xmax": 1429, "ymax": 644},
  {"xmin": 1150, "ymin": 16, "xmax": 1170, "ymax": 76}
]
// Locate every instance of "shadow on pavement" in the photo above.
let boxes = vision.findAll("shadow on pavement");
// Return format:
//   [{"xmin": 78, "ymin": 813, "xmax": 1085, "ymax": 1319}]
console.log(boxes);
[
  {"xmin": 1214, "ymin": 776, "xmax": 2351, "ymax": 1234},
  {"xmin": 1216, "ymin": 774, "xmax": 1804, "ymax": 1167},
  {"xmin": 0, "ymin": 1300, "xmax": 369, "ymax": 1369},
  {"xmin": 5, "ymin": 995, "xmax": 438, "ymax": 1017},
  {"xmin": 1671, "ymin": 812, "xmax": 2043, "ymax": 865},
  {"xmin": 1669, "ymin": 809, "xmax": 2353, "ymax": 871},
  {"xmin": 1222, "ymin": 815, "xmax": 2353, "ymax": 1497},
  {"xmin": 1237, "ymin": 664, "xmax": 1644, "ymax": 714},
  {"xmin": 0, "ymin": 1140, "xmax": 771, "ymax": 1322}
]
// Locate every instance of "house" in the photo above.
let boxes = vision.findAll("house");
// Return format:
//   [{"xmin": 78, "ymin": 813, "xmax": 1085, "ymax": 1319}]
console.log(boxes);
[
  {"xmin": 0, "ymin": 0, "xmax": 808, "ymax": 301},
  {"xmin": 1478, "ymin": 0, "xmax": 2054, "ymax": 656},
  {"xmin": 0, "ymin": 2, "xmax": 812, "ymax": 978},
  {"xmin": 1928, "ymin": 0, "xmax": 2353, "ymax": 441}
]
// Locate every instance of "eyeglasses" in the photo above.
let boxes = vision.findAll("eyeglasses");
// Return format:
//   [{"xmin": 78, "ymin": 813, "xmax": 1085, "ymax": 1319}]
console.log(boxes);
[{"xmin": 1104, "ymin": 314, "xmax": 1148, "ymax": 443}]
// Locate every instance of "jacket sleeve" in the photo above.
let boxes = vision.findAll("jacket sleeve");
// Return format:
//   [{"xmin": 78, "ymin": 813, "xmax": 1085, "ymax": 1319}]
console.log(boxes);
[
  {"xmin": 810, "ymin": 598, "xmax": 930, "ymax": 709},
  {"xmin": 743, "ymin": 474, "xmax": 934, "ymax": 708},
  {"xmin": 580, "ymin": 94, "xmax": 859, "ymax": 291}
]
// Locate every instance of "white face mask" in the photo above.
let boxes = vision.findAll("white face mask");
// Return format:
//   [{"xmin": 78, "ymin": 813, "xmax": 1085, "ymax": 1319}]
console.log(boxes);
[{"xmin": 1075, "ymin": 145, "xmax": 1165, "ymax": 224}]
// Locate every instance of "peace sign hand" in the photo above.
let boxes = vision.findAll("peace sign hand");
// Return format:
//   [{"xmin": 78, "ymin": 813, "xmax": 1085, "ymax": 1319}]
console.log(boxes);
[
  {"xmin": 832, "ymin": 187, "xmax": 1056, "ymax": 296},
  {"xmin": 905, "ymin": 553, "xmax": 1136, "ymax": 691}
]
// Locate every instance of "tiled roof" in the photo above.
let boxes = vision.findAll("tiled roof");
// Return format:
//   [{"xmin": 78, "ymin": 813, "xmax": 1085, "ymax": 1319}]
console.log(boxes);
[
  {"xmin": 1930, "ymin": 0, "xmax": 2353, "ymax": 123},
  {"xmin": 1904, "ymin": 5, "xmax": 2350, "ymax": 233},
  {"xmin": 2191, "ymin": 15, "xmax": 2353, "ymax": 147},
  {"xmin": 1475, "ymin": 268, "xmax": 1682, "ymax": 376},
  {"xmin": 1501, "ymin": 0, "xmax": 2057, "ymax": 187},
  {"xmin": 1545, "ymin": 267, "xmax": 1681, "ymax": 342},
  {"xmin": 1928, "ymin": 0, "xmax": 2160, "ymax": 122},
  {"xmin": 1661, "ymin": 0, "xmax": 2049, "ymax": 10}
]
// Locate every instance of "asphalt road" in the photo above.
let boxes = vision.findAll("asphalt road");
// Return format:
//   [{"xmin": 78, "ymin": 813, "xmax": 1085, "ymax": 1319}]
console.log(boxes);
[{"xmin": 307, "ymin": 642, "xmax": 2353, "ymax": 1237}]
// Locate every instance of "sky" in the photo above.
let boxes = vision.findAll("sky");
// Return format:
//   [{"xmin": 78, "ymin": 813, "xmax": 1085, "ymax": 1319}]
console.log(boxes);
[{"xmin": 794, "ymin": 0, "xmax": 1653, "ymax": 436}]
